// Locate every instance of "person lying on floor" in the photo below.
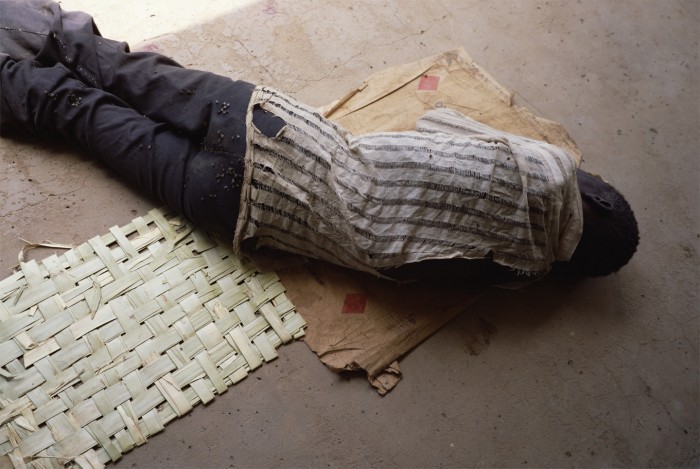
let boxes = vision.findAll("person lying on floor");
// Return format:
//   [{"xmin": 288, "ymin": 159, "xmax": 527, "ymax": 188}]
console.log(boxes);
[{"xmin": 0, "ymin": 0, "xmax": 639, "ymax": 284}]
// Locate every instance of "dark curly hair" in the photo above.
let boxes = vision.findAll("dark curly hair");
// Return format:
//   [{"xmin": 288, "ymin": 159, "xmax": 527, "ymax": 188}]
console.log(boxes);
[{"xmin": 564, "ymin": 169, "xmax": 640, "ymax": 277}]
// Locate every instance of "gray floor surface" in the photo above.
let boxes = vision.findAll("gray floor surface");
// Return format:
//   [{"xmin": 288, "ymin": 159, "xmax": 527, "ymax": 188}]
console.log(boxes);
[{"xmin": 1, "ymin": 0, "xmax": 698, "ymax": 467}]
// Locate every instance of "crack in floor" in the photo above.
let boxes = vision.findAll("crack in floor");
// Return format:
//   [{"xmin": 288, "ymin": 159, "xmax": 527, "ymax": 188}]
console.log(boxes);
[{"xmin": 1, "ymin": 174, "xmax": 90, "ymax": 219}]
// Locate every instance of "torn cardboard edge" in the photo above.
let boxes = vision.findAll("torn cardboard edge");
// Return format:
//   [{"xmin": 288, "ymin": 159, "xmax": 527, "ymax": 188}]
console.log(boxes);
[
  {"xmin": 286, "ymin": 48, "xmax": 582, "ymax": 395},
  {"xmin": 279, "ymin": 261, "xmax": 490, "ymax": 396},
  {"xmin": 322, "ymin": 47, "xmax": 581, "ymax": 164}
]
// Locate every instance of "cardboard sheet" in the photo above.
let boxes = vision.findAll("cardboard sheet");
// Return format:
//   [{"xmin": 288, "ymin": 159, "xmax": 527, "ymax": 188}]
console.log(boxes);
[
  {"xmin": 279, "ymin": 262, "xmax": 488, "ymax": 394},
  {"xmin": 283, "ymin": 48, "xmax": 582, "ymax": 394},
  {"xmin": 322, "ymin": 48, "xmax": 581, "ymax": 164}
]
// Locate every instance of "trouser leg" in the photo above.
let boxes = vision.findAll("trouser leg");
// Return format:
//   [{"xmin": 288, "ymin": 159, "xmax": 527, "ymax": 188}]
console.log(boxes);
[
  {"xmin": 0, "ymin": 1, "xmax": 55, "ymax": 61},
  {"xmin": 0, "ymin": 57, "xmax": 241, "ymax": 235},
  {"xmin": 35, "ymin": 27, "xmax": 254, "ymax": 155},
  {"xmin": 0, "ymin": 0, "xmax": 253, "ymax": 156}
]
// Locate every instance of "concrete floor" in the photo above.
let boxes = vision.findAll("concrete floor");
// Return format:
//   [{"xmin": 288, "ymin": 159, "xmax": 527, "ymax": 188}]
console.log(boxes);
[{"xmin": 1, "ymin": 0, "xmax": 698, "ymax": 467}]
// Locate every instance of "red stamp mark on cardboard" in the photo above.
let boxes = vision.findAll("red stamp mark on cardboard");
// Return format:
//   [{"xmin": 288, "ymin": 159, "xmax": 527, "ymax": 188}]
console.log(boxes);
[
  {"xmin": 418, "ymin": 75, "xmax": 440, "ymax": 90},
  {"xmin": 342, "ymin": 293, "xmax": 367, "ymax": 314}
]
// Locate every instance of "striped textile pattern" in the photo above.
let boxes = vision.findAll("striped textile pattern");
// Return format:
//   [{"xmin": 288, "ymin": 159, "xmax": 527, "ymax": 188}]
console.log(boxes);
[{"xmin": 234, "ymin": 87, "xmax": 583, "ymax": 276}]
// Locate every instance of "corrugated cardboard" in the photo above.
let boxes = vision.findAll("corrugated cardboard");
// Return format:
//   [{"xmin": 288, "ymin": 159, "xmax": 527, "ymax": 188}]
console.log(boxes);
[
  {"xmin": 278, "ymin": 262, "xmax": 488, "ymax": 394},
  {"xmin": 321, "ymin": 48, "xmax": 581, "ymax": 164}
]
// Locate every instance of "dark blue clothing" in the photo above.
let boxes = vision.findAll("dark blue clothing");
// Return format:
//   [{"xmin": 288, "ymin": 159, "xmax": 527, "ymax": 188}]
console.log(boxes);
[{"xmin": 0, "ymin": 0, "xmax": 254, "ymax": 236}]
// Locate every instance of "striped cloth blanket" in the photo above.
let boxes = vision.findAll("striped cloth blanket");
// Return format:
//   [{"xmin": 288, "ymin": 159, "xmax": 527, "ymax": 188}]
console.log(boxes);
[{"xmin": 234, "ymin": 86, "xmax": 583, "ymax": 277}]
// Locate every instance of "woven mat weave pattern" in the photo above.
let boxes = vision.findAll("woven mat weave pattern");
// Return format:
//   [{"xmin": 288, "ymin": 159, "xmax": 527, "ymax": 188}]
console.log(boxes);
[{"xmin": 0, "ymin": 208, "xmax": 306, "ymax": 468}]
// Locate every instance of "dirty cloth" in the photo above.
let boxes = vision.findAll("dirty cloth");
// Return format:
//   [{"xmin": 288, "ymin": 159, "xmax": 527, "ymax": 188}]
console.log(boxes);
[
  {"xmin": 235, "ymin": 87, "xmax": 583, "ymax": 276},
  {"xmin": 0, "ymin": 0, "xmax": 254, "ymax": 236}
]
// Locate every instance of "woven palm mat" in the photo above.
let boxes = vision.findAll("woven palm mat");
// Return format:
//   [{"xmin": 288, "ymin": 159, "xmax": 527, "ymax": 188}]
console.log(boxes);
[{"xmin": 0, "ymin": 208, "xmax": 306, "ymax": 468}]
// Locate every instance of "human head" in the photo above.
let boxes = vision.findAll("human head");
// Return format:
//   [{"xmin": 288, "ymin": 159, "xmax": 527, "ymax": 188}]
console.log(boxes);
[{"xmin": 565, "ymin": 169, "xmax": 640, "ymax": 277}]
